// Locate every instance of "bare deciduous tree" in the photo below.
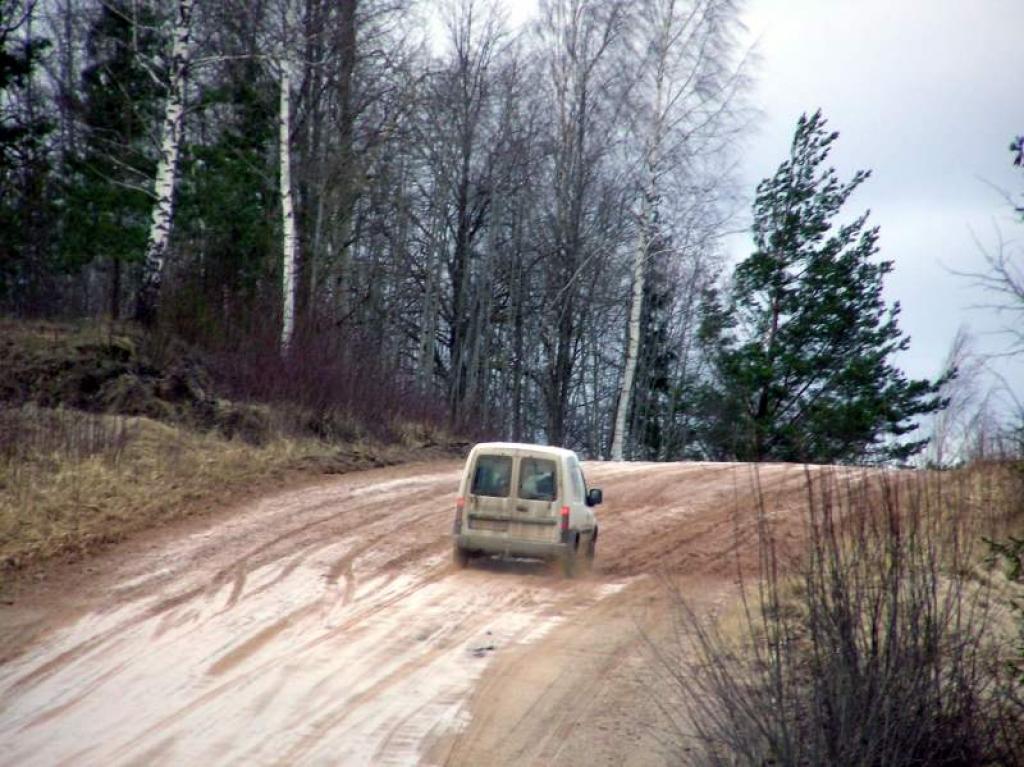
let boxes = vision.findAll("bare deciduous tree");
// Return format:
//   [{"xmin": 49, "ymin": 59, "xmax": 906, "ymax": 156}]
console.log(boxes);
[
  {"xmin": 925, "ymin": 326, "xmax": 983, "ymax": 466},
  {"xmin": 534, "ymin": 0, "xmax": 625, "ymax": 446},
  {"xmin": 960, "ymin": 226, "xmax": 1024, "ymax": 357},
  {"xmin": 611, "ymin": 0, "xmax": 748, "ymax": 459}
]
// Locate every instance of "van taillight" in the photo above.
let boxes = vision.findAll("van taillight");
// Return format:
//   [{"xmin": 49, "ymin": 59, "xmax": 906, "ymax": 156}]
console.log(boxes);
[
  {"xmin": 560, "ymin": 505, "xmax": 570, "ymax": 532},
  {"xmin": 453, "ymin": 497, "xmax": 465, "ymax": 534}
]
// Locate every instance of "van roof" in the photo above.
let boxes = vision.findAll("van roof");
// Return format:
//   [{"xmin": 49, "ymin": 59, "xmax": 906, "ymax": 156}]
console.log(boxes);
[{"xmin": 469, "ymin": 442, "xmax": 578, "ymax": 460}]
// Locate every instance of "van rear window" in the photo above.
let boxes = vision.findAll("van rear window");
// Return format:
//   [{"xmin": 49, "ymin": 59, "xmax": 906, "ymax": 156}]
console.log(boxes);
[
  {"xmin": 518, "ymin": 458, "xmax": 557, "ymax": 501},
  {"xmin": 471, "ymin": 455, "xmax": 512, "ymax": 497}
]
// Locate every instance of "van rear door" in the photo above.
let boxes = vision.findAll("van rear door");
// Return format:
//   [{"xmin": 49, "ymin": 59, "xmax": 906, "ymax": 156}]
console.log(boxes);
[
  {"xmin": 511, "ymin": 455, "xmax": 561, "ymax": 543},
  {"xmin": 465, "ymin": 452, "xmax": 513, "ymax": 540}
]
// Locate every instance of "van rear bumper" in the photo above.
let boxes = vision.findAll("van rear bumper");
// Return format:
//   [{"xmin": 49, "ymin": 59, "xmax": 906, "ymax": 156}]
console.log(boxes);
[{"xmin": 454, "ymin": 532, "xmax": 568, "ymax": 560}]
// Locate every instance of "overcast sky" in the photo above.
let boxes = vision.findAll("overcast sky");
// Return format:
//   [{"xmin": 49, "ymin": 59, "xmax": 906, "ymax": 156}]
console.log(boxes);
[{"xmin": 494, "ymin": 0, "xmax": 1023, "ymax": 402}]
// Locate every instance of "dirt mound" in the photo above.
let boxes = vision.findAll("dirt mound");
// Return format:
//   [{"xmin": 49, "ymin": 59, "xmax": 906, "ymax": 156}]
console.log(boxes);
[{"xmin": 0, "ymin": 321, "xmax": 270, "ymax": 444}]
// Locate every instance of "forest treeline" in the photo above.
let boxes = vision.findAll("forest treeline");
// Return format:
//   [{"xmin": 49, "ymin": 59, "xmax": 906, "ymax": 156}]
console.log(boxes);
[{"xmin": 1, "ymin": 0, "xmax": 956, "ymax": 462}]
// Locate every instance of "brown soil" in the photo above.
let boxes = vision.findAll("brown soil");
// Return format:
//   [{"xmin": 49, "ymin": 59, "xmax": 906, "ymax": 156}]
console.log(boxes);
[{"xmin": 0, "ymin": 460, "xmax": 858, "ymax": 765}]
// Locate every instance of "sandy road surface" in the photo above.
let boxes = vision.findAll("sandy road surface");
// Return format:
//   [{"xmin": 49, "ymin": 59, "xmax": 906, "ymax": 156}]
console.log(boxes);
[{"xmin": 0, "ymin": 460, "xmax": 826, "ymax": 766}]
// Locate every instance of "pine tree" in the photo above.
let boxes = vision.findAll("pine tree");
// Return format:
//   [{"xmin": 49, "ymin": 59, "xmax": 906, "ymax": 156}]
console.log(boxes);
[
  {"xmin": 171, "ymin": 61, "xmax": 279, "ymax": 341},
  {"xmin": 59, "ymin": 1, "xmax": 164, "ymax": 319},
  {"xmin": 0, "ymin": 3, "xmax": 54, "ymax": 311},
  {"xmin": 699, "ymin": 110, "xmax": 946, "ymax": 463}
]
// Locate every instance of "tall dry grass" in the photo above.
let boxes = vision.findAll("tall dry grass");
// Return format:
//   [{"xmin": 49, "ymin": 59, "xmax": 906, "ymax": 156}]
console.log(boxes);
[
  {"xmin": 659, "ymin": 465, "xmax": 1024, "ymax": 766},
  {"xmin": 0, "ymin": 404, "xmax": 394, "ymax": 585}
]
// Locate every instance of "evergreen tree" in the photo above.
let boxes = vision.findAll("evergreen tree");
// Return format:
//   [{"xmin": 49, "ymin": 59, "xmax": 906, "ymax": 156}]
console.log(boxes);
[
  {"xmin": 628, "ymin": 231, "xmax": 676, "ymax": 460},
  {"xmin": 699, "ymin": 111, "xmax": 946, "ymax": 463},
  {"xmin": 59, "ymin": 1, "xmax": 164, "ymax": 319},
  {"xmin": 0, "ymin": 2, "xmax": 54, "ymax": 310},
  {"xmin": 171, "ymin": 62, "xmax": 279, "ymax": 341}
]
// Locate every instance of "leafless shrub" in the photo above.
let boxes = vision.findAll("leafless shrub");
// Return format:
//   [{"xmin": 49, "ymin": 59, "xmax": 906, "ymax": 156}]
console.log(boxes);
[
  {"xmin": 209, "ymin": 322, "xmax": 451, "ymax": 441},
  {"xmin": 663, "ymin": 467, "xmax": 1024, "ymax": 766}
]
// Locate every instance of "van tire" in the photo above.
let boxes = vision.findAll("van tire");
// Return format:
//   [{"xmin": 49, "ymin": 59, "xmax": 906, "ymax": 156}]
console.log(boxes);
[
  {"xmin": 584, "ymin": 529, "xmax": 597, "ymax": 567},
  {"xmin": 560, "ymin": 534, "xmax": 578, "ymax": 577},
  {"xmin": 453, "ymin": 544, "xmax": 470, "ymax": 568}
]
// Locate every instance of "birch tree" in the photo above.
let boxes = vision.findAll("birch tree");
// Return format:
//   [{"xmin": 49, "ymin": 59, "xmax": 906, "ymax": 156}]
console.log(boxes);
[
  {"xmin": 610, "ymin": 0, "xmax": 746, "ymax": 459},
  {"xmin": 278, "ymin": 55, "xmax": 298, "ymax": 353},
  {"xmin": 136, "ymin": 0, "xmax": 193, "ymax": 324},
  {"xmin": 263, "ymin": 0, "xmax": 307, "ymax": 355}
]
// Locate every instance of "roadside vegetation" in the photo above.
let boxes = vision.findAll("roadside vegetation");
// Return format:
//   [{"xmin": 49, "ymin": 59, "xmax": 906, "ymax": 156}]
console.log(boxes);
[
  {"xmin": 0, "ymin": 320, "xmax": 459, "ymax": 588},
  {"xmin": 659, "ymin": 462, "xmax": 1024, "ymax": 766}
]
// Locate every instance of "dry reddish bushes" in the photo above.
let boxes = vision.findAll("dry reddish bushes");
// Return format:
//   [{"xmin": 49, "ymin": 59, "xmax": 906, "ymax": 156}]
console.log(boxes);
[{"xmin": 663, "ymin": 466, "xmax": 1024, "ymax": 767}]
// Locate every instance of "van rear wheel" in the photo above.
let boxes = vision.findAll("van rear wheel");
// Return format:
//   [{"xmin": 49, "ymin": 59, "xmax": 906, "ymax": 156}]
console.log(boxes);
[
  {"xmin": 584, "ymin": 529, "xmax": 596, "ymax": 569},
  {"xmin": 453, "ymin": 544, "xmax": 470, "ymax": 568},
  {"xmin": 560, "ymin": 535, "xmax": 578, "ymax": 577}
]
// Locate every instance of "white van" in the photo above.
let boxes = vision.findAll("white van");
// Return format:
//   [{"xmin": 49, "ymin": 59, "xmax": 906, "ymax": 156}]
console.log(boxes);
[{"xmin": 452, "ymin": 442, "xmax": 602, "ymax": 575}]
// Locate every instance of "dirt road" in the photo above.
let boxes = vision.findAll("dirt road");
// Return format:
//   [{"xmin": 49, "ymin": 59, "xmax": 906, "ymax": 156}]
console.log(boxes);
[{"xmin": 0, "ymin": 460, "xmax": 822, "ymax": 766}]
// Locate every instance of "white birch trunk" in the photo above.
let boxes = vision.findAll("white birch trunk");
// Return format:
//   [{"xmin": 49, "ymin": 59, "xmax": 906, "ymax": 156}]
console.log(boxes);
[
  {"xmin": 279, "ymin": 62, "xmax": 298, "ymax": 355},
  {"xmin": 138, "ymin": 0, "xmax": 192, "ymax": 320},
  {"xmin": 611, "ymin": 160, "xmax": 663, "ymax": 460},
  {"xmin": 610, "ymin": 219, "xmax": 647, "ymax": 461},
  {"xmin": 611, "ymin": 8, "xmax": 670, "ymax": 461}
]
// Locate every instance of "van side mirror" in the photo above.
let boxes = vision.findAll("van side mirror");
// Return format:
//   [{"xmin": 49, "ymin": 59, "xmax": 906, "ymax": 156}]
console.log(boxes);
[{"xmin": 586, "ymin": 488, "xmax": 603, "ymax": 507}]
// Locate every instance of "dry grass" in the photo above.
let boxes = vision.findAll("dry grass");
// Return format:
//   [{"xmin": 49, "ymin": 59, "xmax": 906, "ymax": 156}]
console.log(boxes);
[
  {"xmin": 0, "ymin": 318, "xmax": 464, "ymax": 590},
  {"xmin": 657, "ymin": 464, "xmax": 1024, "ymax": 766},
  {"xmin": 0, "ymin": 317, "xmax": 114, "ymax": 350},
  {"xmin": 0, "ymin": 404, "xmax": 426, "ymax": 588}
]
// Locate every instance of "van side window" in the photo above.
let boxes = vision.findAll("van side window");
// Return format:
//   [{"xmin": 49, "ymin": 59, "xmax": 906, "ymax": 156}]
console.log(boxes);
[
  {"xmin": 518, "ymin": 457, "xmax": 557, "ymax": 501},
  {"xmin": 569, "ymin": 459, "xmax": 586, "ymax": 503},
  {"xmin": 471, "ymin": 455, "xmax": 512, "ymax": 497}
]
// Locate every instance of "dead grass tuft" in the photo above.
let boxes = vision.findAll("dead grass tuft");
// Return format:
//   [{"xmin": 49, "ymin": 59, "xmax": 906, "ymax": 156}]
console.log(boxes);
[{"xmin": 0, "ymin": 405, "xmax": 413, "ymax": 588}]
